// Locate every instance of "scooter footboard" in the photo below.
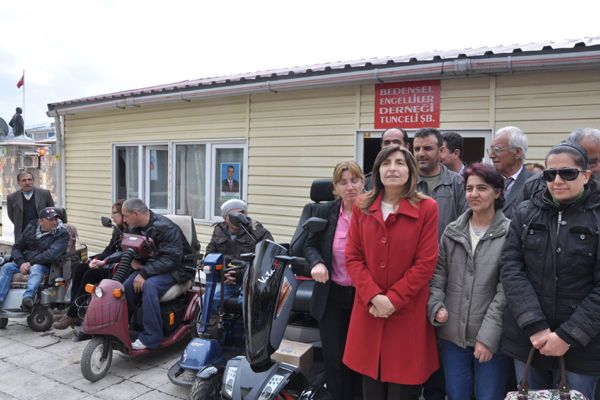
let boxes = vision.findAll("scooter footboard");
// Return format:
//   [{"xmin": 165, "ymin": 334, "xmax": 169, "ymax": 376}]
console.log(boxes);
[{"xmin": 223, "ymin": 356, "xmax": 299, "ymax": 400}]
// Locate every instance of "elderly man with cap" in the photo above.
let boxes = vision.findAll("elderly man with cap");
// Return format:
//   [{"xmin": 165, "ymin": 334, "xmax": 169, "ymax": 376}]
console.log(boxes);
[
  {"xmin": 207, "ymin": 199, "xmax": 273, "ymax": 308},
  {"xmin": 0, "ymin": 207, "xmax": 69, "ymax": 311}
]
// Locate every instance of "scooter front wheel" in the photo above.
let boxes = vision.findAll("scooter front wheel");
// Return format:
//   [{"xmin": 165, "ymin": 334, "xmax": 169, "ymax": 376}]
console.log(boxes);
[
  {"xmin": 27, "ymin": 307, "xmax": 53, "ymax": 332},
  {"xmin": 189, "ymin": 372, "xmax": 222, "ymax": 400},
  {"xmin": 81, "ymin": 337, "xmax": 113, "ymax": 382}
]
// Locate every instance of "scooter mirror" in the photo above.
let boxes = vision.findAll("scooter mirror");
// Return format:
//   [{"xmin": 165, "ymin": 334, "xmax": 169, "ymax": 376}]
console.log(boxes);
[
  {"xmin": 229, "ymin": 212, "xmax": 250, "ymax": 228},
  {"xmin": 302, "ymin": 217, "xmax": 328, "ymax": 233},
  {"xmin": 101, "ymin": 216, "xmax": 113, "ymax": 228}
]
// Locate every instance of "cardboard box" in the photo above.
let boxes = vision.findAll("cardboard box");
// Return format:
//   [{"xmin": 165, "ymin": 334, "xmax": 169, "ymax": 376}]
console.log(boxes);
[{"xmin": 271, "ymin": 339, "xmax": 313, "ymax": 377}]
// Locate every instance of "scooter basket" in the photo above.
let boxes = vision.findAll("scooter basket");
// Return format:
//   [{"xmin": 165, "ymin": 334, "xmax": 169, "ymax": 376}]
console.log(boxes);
[{"xmin": 75, "ymin": 294, "xmax": 90, "ymax": 320}]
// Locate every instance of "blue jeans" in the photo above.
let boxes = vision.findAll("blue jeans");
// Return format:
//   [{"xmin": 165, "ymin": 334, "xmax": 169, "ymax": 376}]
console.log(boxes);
[
  {"xmin": 514, "ymin": 359, "xmax": 597, "ymax": 400},
  {"xmin": 211, "ymin": 282, "xmax": 242, "ymax": 314},
  {"xmin": 439, "ymin": 338, "xmax": 510, "ymax": 400},
  {"xmin": 124, "ymin": 271, "xmax": 176, "ymax": 349},
  {"xmin": 0, "ymin": 262, "xmax": 49, "ymax": 303}
]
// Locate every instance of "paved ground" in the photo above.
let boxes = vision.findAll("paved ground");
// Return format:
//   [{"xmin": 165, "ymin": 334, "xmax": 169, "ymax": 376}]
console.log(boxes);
[{"xmin": 0, "ymin": 318, "xmax": 192, "ymax": 400}]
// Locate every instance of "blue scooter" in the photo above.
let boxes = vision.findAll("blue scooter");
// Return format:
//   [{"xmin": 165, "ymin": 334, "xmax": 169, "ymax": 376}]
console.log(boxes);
[
  {"xmin": 194, "ymin": 216, "xmax": 331, "ymax": 400},
  {"xmin": 167, "ymin": 252, "xmax": 246, "ymax": 392}
]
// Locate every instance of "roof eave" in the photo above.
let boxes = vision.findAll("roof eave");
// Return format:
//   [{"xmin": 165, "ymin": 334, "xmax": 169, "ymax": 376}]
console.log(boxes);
[{"xmin": 47, "ymin": 49, "xmax": 600, "ymax": 117}]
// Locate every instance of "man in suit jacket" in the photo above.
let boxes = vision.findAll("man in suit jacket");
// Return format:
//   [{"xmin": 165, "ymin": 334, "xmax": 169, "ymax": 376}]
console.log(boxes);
[
  {"xmin": 488, "ymin": 126, "xmax": 533, "ymax": 219},
  {"xmin": 221, "ymin": 165, "xmax": 240, "ymax": 193},
  {"xmin": 7, "ymin": 171, "xmax": 55, "ymax": 239}
]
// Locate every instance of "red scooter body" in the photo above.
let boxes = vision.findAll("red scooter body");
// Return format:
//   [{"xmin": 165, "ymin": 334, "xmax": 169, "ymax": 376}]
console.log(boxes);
[
  {"xmin": 80, "ymin": 215, "xmax": 201, "ymax": 382},
  {"xmin": 80, "ymin": 277, "xmax": 200, "ymax": 381},
  {"xmin": 82, "ymin": 279, "xmax": 133, "ymax": 353}
]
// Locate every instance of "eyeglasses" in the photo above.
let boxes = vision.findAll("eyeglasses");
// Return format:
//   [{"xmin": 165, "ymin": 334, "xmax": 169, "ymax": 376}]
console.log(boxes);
[
  {"xmin": 542, "ymin": 168, "xmax": 585, "ymax": 182},
  {"xmin": 486, "ymin": 145, "xmax": 511, "ymax": 155}
]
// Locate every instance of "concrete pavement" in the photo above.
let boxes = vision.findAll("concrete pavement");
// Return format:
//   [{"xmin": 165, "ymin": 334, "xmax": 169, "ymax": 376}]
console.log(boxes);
[{"xmin": 0, "ymin": 318, "xmax": 191, "ymax": 400}]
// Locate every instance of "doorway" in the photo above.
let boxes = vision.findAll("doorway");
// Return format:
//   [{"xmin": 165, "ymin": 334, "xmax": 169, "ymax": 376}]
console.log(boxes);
[{"xmin": 356, "ymin": 130, "xmax": 491, "ymax": 174}]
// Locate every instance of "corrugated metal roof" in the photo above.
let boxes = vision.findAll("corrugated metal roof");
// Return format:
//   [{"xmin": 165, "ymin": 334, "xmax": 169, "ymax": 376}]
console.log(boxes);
[{"xmin": 48, "ymin": 36, "xmax": 600, "ymax": 110}]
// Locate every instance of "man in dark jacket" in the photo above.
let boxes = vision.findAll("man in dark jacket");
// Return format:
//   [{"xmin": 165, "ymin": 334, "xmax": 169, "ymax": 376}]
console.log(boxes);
[
  {"xmin": 7, "ymin": 171, "xmax": 55, "ymax": 239},
  {"xmin": 121, "ymin": 198, "xmax": 198, "ymax": 350},
  {"xmin": 0, "ymin": 207, "xmax": 69, "ymax": 310},
  {"xmin": 488, "ymin": 126, "xmax": 533, "ymax": 218},
  {"xmin": 206, "ymin": 199, "xmax": 272, "ymax": 310}
]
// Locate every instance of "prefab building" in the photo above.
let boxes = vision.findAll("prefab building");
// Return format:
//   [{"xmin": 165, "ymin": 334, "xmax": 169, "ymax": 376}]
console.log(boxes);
[{"xmin": 47, "ymin": 37, "xmax": 600, "ymax": 252}]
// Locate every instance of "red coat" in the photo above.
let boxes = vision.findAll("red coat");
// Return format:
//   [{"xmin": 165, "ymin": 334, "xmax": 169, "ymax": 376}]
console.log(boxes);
[{"xmin": 343, "ymin": 194, "xmax": 439, "ymax": 385}]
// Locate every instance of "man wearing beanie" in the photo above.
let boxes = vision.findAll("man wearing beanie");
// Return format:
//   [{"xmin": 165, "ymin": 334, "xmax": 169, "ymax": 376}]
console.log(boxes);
[{"xmin": 206, "ymin": 199, "xmax": 272, "ymax": 308}]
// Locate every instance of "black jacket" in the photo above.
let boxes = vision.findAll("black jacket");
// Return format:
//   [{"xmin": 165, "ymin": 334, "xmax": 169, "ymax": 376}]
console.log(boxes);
[
  {"xmin": 12, "ymin": 221, "xmax": 69, "ymax": 266},
  {"xmin": 205, "ymin": 218, "xmax": 272, "ymax": 259},
  {"xmin": 95, "ymin": 229, "xmax": 123, "ymax": 264},
  {"xmin": 303, "ymin": 199, "xmax": 340, "ymax": 321},
  {"xmin": 500, "ymin": 183, "xmax": 600, "ymax": 374},
  {"xmin": 131, "ymin": 212, "xmax": 199, "ymax": 283}
]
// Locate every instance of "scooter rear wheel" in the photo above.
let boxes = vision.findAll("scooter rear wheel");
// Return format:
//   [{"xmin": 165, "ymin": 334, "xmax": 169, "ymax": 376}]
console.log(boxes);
[
  {"xmin": 27, "ymin": 307, "xmax": 53, "ymax": 332},
  {"xmin": 189, "ymin": 372, "xmax": 222, "ymax": 400},
  {"xmin": 0, "ymin": 318, "xmax": 7, "ymax": 329},
  {"xmin": 81, "ymin": 337, "xmax": 113, "ymax": 382}
]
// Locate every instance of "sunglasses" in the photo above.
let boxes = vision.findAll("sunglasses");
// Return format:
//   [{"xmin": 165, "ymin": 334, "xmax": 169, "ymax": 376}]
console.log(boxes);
[{"xmin": 542, "ymin": 168, "xmax": 585, "ymax": 182}]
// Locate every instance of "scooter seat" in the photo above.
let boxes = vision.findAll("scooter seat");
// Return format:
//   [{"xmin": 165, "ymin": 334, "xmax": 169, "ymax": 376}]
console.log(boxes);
[
  {"xmin": 10, "ymin": 273, "xmax": 29, "ymax": 289},
  {"xmin": 160, "ymin": 280, "xmax": 192, "ymax": 303}
]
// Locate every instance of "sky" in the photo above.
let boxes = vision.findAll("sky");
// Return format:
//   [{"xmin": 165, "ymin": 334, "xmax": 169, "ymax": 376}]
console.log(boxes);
[{"xmin": 0, "ymin": 0, "xmax": 599, "ymax": 128}]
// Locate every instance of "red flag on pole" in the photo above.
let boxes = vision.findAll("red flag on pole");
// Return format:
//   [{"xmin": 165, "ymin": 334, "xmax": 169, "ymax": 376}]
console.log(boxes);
[{"xmin": 17, "ymin": 74, "xmax": 24, "ymax": 88}]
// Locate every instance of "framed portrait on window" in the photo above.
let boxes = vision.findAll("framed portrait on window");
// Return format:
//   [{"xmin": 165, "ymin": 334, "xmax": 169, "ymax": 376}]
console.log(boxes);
[{"xmin": 220, "ymin": 162, "xmax": 241, "ymax": 200}]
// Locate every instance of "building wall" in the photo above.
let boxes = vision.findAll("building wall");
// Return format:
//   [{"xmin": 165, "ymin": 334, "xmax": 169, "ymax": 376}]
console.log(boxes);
[{"xmin": 63, "ymin": 69, "xmax": 600, "ymax": 253}]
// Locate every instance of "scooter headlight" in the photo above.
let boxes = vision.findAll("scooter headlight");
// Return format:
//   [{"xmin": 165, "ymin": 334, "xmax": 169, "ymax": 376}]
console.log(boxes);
[
  {"xmin": 223, "ymin": 366, "xmax": 237, "ymax": 398},
  {"xmin": 258, "ymin": 374, "xmax": 285, "ymax": 400},
  {"xmin": 94, "ymin": 286, "xmax": 104, "ymax": 298}
]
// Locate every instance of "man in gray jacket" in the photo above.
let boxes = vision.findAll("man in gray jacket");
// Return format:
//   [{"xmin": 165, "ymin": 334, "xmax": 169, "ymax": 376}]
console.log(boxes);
[
  {"xmin": 7, "ymin": 171, "xmax": 55, "ymax": 239},
  {"xmin": 414, "ymin": 128, "xmax": 468, "ymax": 241}
]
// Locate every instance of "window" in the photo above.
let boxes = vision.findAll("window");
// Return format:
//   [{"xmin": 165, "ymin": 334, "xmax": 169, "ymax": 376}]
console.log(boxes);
[
  {"xmin": 175, "ymin": 144, "xmax": 206, "ymax": 219},
  {"xmin": 116, "ymin": 146, "xmax": 139, "ymax": 199},
  {"xmin": 114, "ymin": 141, "xmax": 246, "ymax": 221}
]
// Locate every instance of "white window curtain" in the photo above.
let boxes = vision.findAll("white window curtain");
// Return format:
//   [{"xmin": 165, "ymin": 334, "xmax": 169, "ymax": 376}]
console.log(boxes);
[{"xmin": 176, "ymin": 144, "xmax": 206, "ymax": 219}]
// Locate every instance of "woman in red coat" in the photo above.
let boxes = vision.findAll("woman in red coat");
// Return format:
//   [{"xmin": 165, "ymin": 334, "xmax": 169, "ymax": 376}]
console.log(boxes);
[{"xmin": 343, "ymin": 145, "xmax": 440, "ymax": 400}]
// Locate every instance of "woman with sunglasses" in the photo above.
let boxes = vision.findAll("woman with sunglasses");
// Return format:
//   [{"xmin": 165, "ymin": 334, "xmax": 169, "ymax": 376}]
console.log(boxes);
[
  {"xmin": 500, "ymin": 141, "xmax": 600, "ymax": 399},
  {"xmin": 343, "ymin": 145, "xmax": 439, "ymax": 400},
  {"xmin": 54, "ymin": 199, "xmax": 127, "ymax": 329}
]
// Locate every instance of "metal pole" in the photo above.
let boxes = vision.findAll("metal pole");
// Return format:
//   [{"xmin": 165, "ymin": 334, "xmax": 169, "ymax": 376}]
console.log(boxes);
[{"xmin": 22, "ymin": 69, "xmax": 25, "ymax": 114}]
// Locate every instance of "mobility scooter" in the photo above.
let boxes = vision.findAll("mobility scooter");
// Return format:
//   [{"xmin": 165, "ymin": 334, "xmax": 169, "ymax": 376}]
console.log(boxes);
[
  {"xmin": 0, "ymin": 208, "xmax": 87, "ymax": 331},
  {"xmin": 79, "ymin": 214, "xmax": 201, "ymax": 382},
  {"xmin": 167, "ymin": 252, "xmax": 247, "ymax": 393},
  {"xmin": 190, "ymin": 215, "xmax": 330, "ymax": 400}
]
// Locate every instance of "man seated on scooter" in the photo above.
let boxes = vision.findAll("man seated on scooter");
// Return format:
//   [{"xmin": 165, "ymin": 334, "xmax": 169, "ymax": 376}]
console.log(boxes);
[
  {"xmin": 207, "ymin": 199, "xmax": 272, "ymax": 311},
  {"xmin": 0, "ymin": 207, "xmax": 69, "ymax": 311},
  {"xmin": 121, "ymin": 198, "xmax": 197, "ymax": 350}
]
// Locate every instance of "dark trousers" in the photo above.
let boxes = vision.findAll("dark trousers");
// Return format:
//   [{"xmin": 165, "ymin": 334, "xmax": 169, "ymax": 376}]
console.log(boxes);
[
  {"xmin": 362, "ymin": 375, "xmax": 421, "ymax": 400},
  {"xmin": 68, "ymin": 264, "xmax": 111, "ymax": 318},
  {"xmin": 124, "ymin": 271, "xmax": 175, "ymax": 349},
  {"xmin": 318, "ymin": 282, "xmax": 360, "ymax": 400},
  {"xmin": 422, "ymin": 351, "xmax": 446, "ymax": 400}
]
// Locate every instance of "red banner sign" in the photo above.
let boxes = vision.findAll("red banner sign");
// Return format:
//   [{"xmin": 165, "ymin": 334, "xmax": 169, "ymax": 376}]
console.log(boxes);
[{"xmin": 374, "ymin": 80, "xmax": 440, "ymax": 129}]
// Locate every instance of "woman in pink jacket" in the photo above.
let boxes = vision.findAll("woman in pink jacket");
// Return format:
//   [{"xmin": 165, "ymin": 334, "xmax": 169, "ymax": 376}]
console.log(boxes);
[{"xmin": 344, "ymin": 145, "xmax": 440, "ymax": 400}]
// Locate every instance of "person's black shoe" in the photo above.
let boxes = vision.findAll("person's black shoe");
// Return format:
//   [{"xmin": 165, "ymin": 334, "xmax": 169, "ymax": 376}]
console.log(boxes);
[{"xmin": 21, "ymin": 297, "xmax": 34, "ymax": 311}]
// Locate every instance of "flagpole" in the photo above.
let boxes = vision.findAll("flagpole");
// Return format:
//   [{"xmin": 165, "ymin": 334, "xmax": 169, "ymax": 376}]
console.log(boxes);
[{"xmin": 22, "ymin": 69, "xmax": 25, "ymax": 114}]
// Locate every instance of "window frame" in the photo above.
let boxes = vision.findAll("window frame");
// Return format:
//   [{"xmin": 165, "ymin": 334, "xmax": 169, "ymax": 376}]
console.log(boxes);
[{"xmin": 113, "ymin": 139, "xmax": 247, "ymax": 223}]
